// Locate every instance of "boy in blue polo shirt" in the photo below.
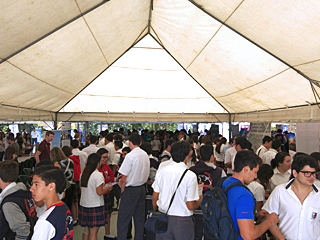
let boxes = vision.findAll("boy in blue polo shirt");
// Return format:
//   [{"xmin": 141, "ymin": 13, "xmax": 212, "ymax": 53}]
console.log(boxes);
[{"xmin": 222, "ymin": 150, "xmax": 278, "ymax": 240}]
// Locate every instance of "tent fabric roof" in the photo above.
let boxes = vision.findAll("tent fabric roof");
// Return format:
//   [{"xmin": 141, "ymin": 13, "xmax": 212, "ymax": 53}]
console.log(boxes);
[{"xmin": 1, "ymin": 0, "xmax": 320, "ymax": 122}]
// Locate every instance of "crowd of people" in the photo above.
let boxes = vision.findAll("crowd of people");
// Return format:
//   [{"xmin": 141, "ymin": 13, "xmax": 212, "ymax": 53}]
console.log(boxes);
[{"xmin": 0, "ymin": 127, "xmax": 319, "ymax": 240}]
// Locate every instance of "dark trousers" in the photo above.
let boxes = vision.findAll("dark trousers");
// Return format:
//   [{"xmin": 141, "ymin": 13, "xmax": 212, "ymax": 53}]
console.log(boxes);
[
  {"xmin": 117, "ymin": 185, "xmax": 146, "ymax": 240},
  {"xmin": 156, "ymin": 215, "xmax": 194, "ymax": 240}
]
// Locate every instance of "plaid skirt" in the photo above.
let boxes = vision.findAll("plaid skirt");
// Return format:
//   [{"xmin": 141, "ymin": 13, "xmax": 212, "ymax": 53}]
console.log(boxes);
[
  {"xmin": 73, "ymin": 181, "xmax": 81, "ymax": 203},
  {"xmin": 78, "ymin": 205, "xmax": 108, "ymax": 228},
  {"xmin": 104, "ymin": 194, "xmax": 113, "ymax": 214}
]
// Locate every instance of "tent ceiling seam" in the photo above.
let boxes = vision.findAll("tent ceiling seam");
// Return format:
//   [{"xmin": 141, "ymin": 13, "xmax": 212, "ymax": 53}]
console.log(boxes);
[
  {"xmin": 6, "ymin": 61, "xmax": 74, "ymax": 95},
  {"xmin": 149, "ymin": 26, "xmax": 164, "ymax": 47},
  {"xmin": 217, "ymin": 68, "xmax": 290, "ymax": 98},
  {"xmin": 188, "ymin": 0, "xmax": 315, "ymax": 90},
  {"xmin": 56, "ymin": 30, "xmax": 149, "ymax": 112},
  {"xmin": 75, "ymin": 0, "xmax": 110, "ymax": 66},
  {"xmin": 0, "ymin": 0, "xmax": 111, "ymax": 65},
  {"xmin": 148, "ymin": 0, "xmax": 153, "ymax": 34},
  {"xmin": 185, "ymin": 0, "xmax": 244, "ymax": 69},
  {"xmin": 0, "ymin": 103, "xmax": 52, "ymax": 113},
  {"xmin": 148, "ymin": 33, "xmax": 230, "ymax": 117}
]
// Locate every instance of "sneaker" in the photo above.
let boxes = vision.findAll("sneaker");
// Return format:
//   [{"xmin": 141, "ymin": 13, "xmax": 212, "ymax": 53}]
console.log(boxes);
[{"xmin": 104, "ymin": 235, "xmax": 117, "ymax": 240}]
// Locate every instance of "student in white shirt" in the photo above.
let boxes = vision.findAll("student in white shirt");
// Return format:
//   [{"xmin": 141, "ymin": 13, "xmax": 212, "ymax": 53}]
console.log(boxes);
[
  {"xmin": 78, "ymin": 153, "xmax": 113, "ymax": 240},
  {"xmin": 263, "ymin": 153, "xmax": 320, "ymax": 240},
  {"xmin": 256, "ymin": 136, "xmax": 272, "ymax": 157},
  {"xmin": 270, "ymin": 152, "xmax": 291, "ymax": 191}
]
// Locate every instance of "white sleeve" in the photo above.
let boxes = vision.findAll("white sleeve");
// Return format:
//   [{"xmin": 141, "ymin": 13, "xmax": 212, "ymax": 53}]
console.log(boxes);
[
  {"xmin": 254, "ymin": 184, "xmax": 265, "ymax": 202},
  {"xmin": 94, "ymin": 171, "xmax": 104, "ymax": 188},
  {"xmin": 186, "ymin": 173, "xmax": 199, "ymax": 202},
  {"xmin": 118, "ymin": 155, "xmax": 132, "ymax": 176},
  {"xmin": 262, "ymin": 187, "xmax": 280, "ymax": 214},
  {"xmin": 32, "ymin": 220, "xmax": 55, "ymax": 240},
  {"xmin": 224, "ymin": 150, "xmax": 231, "ymax": 163}
]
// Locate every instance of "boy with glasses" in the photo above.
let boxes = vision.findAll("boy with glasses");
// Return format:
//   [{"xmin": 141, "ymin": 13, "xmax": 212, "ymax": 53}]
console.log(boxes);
[{"xmin": 263, "ymin": 153, "xmax": 320, "ymax": 240}]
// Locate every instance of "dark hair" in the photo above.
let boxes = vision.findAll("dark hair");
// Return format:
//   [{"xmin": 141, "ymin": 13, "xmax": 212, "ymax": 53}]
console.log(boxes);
[
  {"xmin": 114, "ymin": 140, "xmax": 123, "ymax": 149},
  {"xmin": 4, "ymin": 146, "xmax": 17, "ymax": 160},
  {"xmin": 100, "ymin": 131, "xmax": 107, "ymax": 138},
  {"xmin": 0, "ymin": 160, "xmax": 19, "ymax": 182},
  {"xmin": 45, "ymin": 131, "xmax": 55, "ymax": 137},
  {"xmin": 257, "ymin": 164, "xmax": 274, "ymax": 189},
  {"xmin": 291, "ymin": 152, "xmax": 318, "ymax": 179},
  {"xmin": 71, "ymin": 139, "xmax": 79, "ymax": 148},
  {"xmin": 200, "ymin": 145, "xmax": 213, "ymax": 161},
  {"xmin": 122, "ymin": 147, "xmax": 131, "ymax": 153},
  {"xmin": 81, "ymin": 153, "xmax": 101, "ymax": 187},
  {"xmin": 6, "ymin": 135, "xmax": 14, "ymax": 142},
  {"xmin": 89, "ymin": 135, "xmax": 98, "ymax": 144},
  {"xmin": 61, "ymin": 146, "xmax": 72, "ymax": 157},
  {"xmin": 34, "ymin": 165, "xmax": 66, "ymax": 194},
  {"xmin": 216, "ymin": 137, "xmax": 227, "ymax": 154},
  {"xmin": 271, "ymin": 139, "xmax": 281, "ymax": 150},
  {"xmin": 35, "ymin": 160, "xmax": 54, "ymax": 168},
  {"xmin": 310, "ymin": 152, "xmax": 320, "ymax": 164},
  {"xmin": 129, "ymin": 133, "xmax": 141, "ymax": 146},
  {"xmin": 235, "ymin": 137, "xmax": 247, "ymax": 150},
  {"xmin": 171, "ymin": 141, "xmax": 191, "ymax": 163},
  {"xmin": 165, "ymin": 139, "xmax": 175, "ymax": 149},
  {"xmin": 262, "ymin": 136, "xmax": 272, "ymax": 144},
  {"xmin": 192, "ymin": 135, "xmax": 199, "ymax": 144},
  {"xmin": 140, "ymin": 142, "xmax": 152, "ymax": 155},
  {"xmin": 50, "ymin": 147, "xmax": 67, "ymax": 163},
  {"xmin": 114, "ymin": 134, "xmax": 123, "ymax": 142},
  {"xmin": 271, "ymin": 152, "xmax": 290, "ymax": 169},
  {"xmin": 97, "ymin": 148, "xmax": 108, "ymax": 156},
  {"xmin": 234, "ymin": 150, "xmax": 260, "ymax": 173},
  {"xmin": 106, "ymin": 133, "xmax": 114, "ymax": 142}
]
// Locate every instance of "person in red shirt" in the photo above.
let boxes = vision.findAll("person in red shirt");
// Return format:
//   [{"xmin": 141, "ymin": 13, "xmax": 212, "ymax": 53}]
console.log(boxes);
[
  {"xmin": 97, "ymin": 148, "xmax": 116, "ymax": 240},
  {"xmin": 35, "ymin": 131, "xmax": 55, "ymax": 163}
]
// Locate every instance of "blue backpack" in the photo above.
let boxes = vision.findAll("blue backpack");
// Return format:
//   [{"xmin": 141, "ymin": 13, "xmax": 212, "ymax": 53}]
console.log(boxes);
[{"xmin": 201, "ymin": 177, "xmax": 256, "ymax": 240}]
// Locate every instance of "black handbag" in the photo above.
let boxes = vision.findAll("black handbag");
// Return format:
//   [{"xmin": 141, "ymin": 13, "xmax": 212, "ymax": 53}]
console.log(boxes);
[{"xmin": 144, "ymin": 169, "xmax": 188, "ymax": 233}]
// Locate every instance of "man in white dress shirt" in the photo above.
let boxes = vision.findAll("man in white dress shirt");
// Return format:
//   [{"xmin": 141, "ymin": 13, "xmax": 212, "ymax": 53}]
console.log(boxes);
[
  {"xmin": 256, "ymin": 136, "xmax": 272, "ymax": 157},
  {"xmin": 261, "ymin": 139, "xmax": 281, "ymax": 165},
  {"xmin": 82, "ymin": 135, "xmax": 99, "ymax": 156},
  {"xmin": 263, "ymin": 153, "xmax": 320, "ymax": 240}
]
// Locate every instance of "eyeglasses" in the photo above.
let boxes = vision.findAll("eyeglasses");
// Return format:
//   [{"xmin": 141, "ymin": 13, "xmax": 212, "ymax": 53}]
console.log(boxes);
[
  {"xmin": 102, "ymin": 156, "xmax": 109, "ymax": 159},
  {"xmin": 299, "ymin": 171, "xmax": 318, "ymax": 178}
]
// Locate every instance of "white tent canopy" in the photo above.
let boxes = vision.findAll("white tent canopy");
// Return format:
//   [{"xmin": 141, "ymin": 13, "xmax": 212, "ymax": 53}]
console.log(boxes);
[{"xmin": 1, "ymin": 0, "xmax": 320, "ymax": 123}]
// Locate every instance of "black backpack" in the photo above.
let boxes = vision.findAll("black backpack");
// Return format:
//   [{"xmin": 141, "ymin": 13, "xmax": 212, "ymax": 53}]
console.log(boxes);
[
  {"xmin": 201, "ymin": 177, "xmax": 256, "ymax": 240},
  {"xmin": 159, "ymin": 154, "xmax": 170, "ymax": 163}
]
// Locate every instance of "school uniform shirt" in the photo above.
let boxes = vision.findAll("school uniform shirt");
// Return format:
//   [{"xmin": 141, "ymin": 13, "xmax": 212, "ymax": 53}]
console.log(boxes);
[
  {"xmin": 80, "ymin": 170, "xmax": 104, "ymax": 208},
  {"xmin": 270, "ymin": 168, "xmax": 291, "ymax": 192},
  {"xmin": 71, "ymin": 148, "xmax": 88, "ymax": 173},
  {"xmin": 247, "ymin": 181, "xmax": 265, "ymax": 203},
  {"xmin": 32, "ymin": 202, "xmax": 73, "ymax": 240},
  {"xmin": 113, "ymin": 149, "xmax": 122, "ymax": 165},
  {"xmin": 261, "ymin": 148, "xmax": 278, "ymax": 165},
  {"xmin": 105, "ymin": 142, "xmax": 116, "ymax": 165},
  {"xmin": 224, "ymin": 146, "xmax": 237, "ymax": 175},
  {"xmin": 263, "ymin": 179, "xmax": 320, "ymax": 240},
  {"xmin": 214, "ymin": 144, "xmax": 225, "ymax": 163},
  {"xmin": 82, "ymin": 144, "xmax": 99, "ymax": 156},
  {"xmin": 152, "ymin": 161, "xmax": 199, "ymax": 217},
  {"xmin": 256, "ymin": 145, "xmax": 268, "ymax": 157},
  {"xmin": 118, "ymin": 147, "xmax": 150, "ymax": 187}
]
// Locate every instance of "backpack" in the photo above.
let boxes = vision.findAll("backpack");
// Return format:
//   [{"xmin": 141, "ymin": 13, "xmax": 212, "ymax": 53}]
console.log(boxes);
[
  {"xmin": 159, "ymin": 154, "xmax": 170, "ymax": 163},
  {"xmin": 201, "ymin": 177, "xmax": 256, "ymax": 240}
]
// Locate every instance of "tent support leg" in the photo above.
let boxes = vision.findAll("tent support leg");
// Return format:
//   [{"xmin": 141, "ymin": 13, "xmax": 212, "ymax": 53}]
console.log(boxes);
[
  {"xmin": 54, "ymin": 113, "xmax": 58, "ymax": 130},
  {"xmin": 229, "ymin": 114, "xmax": 232, "ymax": 142}
]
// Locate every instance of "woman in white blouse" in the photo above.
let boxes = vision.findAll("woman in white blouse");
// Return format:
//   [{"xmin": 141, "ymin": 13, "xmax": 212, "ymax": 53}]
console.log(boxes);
[{"xmin": 270, "ymin": 152, "xmax": 291, "ymax": 191}]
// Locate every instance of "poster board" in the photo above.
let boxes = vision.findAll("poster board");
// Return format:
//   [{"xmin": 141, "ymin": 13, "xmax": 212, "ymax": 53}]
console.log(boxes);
[
  {"xmin": 296, "ymin": 123, "xmax": 320, "ymax": 154},
  {"xmin": 249, "ymin": 123, "xmax": 271, "ymax": 152}
]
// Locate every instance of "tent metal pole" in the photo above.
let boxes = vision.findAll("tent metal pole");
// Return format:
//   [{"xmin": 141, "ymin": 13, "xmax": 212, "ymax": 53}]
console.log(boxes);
[
  {"xmin": 229, "ymin": 113, "xmax": 232, "ymax": 142},
  {"xmin": 54, "ymin": 113, "xmax": 58, "ymax": 130}
]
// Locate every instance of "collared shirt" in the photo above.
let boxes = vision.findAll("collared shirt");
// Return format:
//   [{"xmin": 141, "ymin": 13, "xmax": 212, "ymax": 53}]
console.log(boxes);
[
  {"xmin": 270, "ymin": 167, "xmax": 291, "ymax": 192},
  {"xmin": 261, "ymin": 148, "xmax": 278, "ymax": 165},
  {"xmin": 0, "ymin": 182, "xmax": 16, "ymax": 203},
  {"xmin": 105, "ymin": 142, "xmax": 116, "ymax": 165},
  {"xmin": 204, "ymin": 162, "xmax": 227, "ymax": 178},
  {"xmin": 71, "ymin": 148, "xmax": 88, "ymax": 173},
  {"xmin": 118, "ymin": 147, "xmax": 150, "ymax": 187},
  {"xmin": 82, "ymin": 144, "xmax": 99, "ymax": 156},
  {"xmin": 38, "ymin": 139, "xmax": 51, "ymax": 161},
  {"xmin": 31, "ymin": 131, "xmax": 39, "ymax": 139},
  {"xmin": 152, "ymin": 161, "xmax": 199, "ymax": 216},
  {"xmin": 256, "ymin": 145, "xmax": 268, "ymax": 157},
  {"xmin": 263, "ymin": 179, "xmax": 320, "ymax": 240},
  {"xmin": 97, "ymin": 137, "xmax": 105, "ymax": 148},
  {"xmin": 225, "ymin": 146, "xmax": 237, "ymax": 174}
]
